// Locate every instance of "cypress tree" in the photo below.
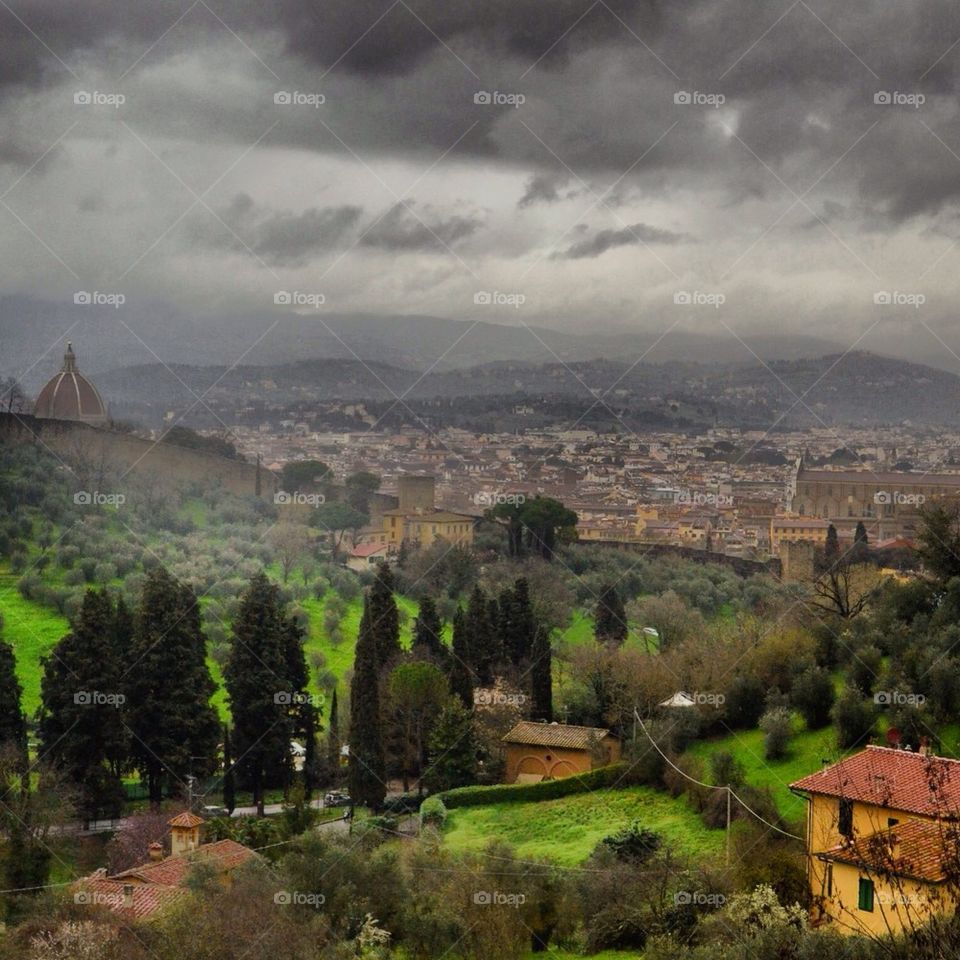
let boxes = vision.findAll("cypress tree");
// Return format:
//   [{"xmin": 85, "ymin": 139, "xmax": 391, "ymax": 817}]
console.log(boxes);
[
  {"xmin": 500, "ymin": 578, "xmax": 536, "ymax": 666},
  {"xmin": 368, "ymin": 562, "xmax": 401, "ymax": 669},
  {"xmin": 327, "ymin": 686, "xmax": 341, "ymax": 784},
  {"xmin": 594, "ymin": 584, "xmax": 627, "ymax": 646},
  {"xmin": 529, "ymin": 625, "xmax": 553, "ymax": 722},
  {"xmin": 349, "ymin": 596, "xmax": 386, "ymax": 809},
  {"xmin": 466, "ymin": 585, "xmax": 497, "ymax": 685},
  {"xmin": 0, "ymin": 633, "xmax": 27, "ymax": 778},
  {"xmin": 125, "ymin": 568, "xmax": 219, "ymax": 806},
  {"xmin": 412, "ymin": 595, "xmax": 445, "ymax": 662},
  {"xmin": 224, "ymin": 573, "xmax": 300, "ymax": 815},
  {"xmin": 823, "ymin": 524, "xmax": 840, "ymax": 569},
  {"xmin": 222, "ymin": 724, "xmax": 236, "ymax": 814},
  {"xmin": 38, "ymin": 590, "xmax": 127, "ymax": 819},
  {"xmin": 449, "ymin": 608, "xmax": 475, "ymax": 709}
]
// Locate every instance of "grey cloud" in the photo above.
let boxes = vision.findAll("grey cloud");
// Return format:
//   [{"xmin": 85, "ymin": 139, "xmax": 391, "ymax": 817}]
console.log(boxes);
[
  {"xmin": 518, "ymin": 172, "xmax": 570, "ymax": 208},
  {"xmin": 361, "ymin": 202, "xmax": 482, "ymax": 250},
  {"xmin": 555, "ymin": 222, "xmax": 689, "ymax": 258}
]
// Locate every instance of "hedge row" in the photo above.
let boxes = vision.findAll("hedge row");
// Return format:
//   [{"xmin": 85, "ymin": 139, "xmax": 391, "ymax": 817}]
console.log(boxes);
[{"xmin": 435, "ymin": 762, "xmax": 630, "ymax": 809}]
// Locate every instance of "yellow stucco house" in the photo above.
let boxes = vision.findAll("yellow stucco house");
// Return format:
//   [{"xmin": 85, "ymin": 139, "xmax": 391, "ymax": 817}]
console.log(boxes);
[{"xmin": 791, "ymin": 746, "xmax": 960, "ymax": 937}]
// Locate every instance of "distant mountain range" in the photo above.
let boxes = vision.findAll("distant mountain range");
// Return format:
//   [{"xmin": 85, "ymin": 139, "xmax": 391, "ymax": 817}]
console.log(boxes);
[
  {"xmin": 2, "ymin": 295, "xmax": 844, "ymax": 388},
  {"xmin": 88, "ymin": 350, "xmax": 960, "ymax": 430}
]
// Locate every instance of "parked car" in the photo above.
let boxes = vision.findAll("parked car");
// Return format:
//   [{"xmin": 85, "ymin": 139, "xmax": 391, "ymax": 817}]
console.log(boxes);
[{"xmin": 323, "ymin": 790, "xmax": 351, "ymax": 807}]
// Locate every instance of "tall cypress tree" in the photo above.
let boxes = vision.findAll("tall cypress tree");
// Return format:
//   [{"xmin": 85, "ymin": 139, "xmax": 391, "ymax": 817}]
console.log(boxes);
[
  {"xmin": 449, "ymin": 608, "xmax": 475, "ymax": 709},
  {"xmin": 125, "ymin": 568, "xmax": 219, "ymax": 806},
  {"xmin": 225, "ymin": 573, "xmax": 301, "ymax": 815},
  {"xmin": 465, "ymin": 585, "xmax": 497, "ymax": 685},
  {"xmin": 823, "ymin": 524, "xmax": 841, "ymax": 569},
  {"xmin": 222, "ymin": 724, "xmax": 236, "ymax": 814},
  {"xmin": 500, "ymin": 578, "xmax": 536, "ymax": 666},
  {"xmin": 594, "ymin": 584, "xmax": 627, "ymax": 646},
  {"xmin": 38, "ymin": 589, "xmax": 127, "ymax": 819},
  {"xmin": 368, "ymin": 563, "xmax": 401, "ymax": 669},
  {"xmin": 0, "ymin": 633, "xmax": 27, "ymax": 776},
  {"xmin": 412, "ymin": 596, "xmax": 445, "ymax": 662},
  {"xmin": 529, "ymin": 626, "xmax": 553, "ymax": 722},
  {"xmin": 327, "ymin": 686, "xmax": 341, "ymax": 784},
  {"xmin": 349, "ymin": 596, "xmax": 386, "ymax": 809}
]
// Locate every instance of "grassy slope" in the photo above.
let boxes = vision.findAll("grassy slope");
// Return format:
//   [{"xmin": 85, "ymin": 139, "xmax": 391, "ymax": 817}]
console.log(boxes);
[
  {"xmin": 0, "ymin": 568, "xmax": 69, "ymax": 715},
  {"xmin": 443, "ymin": 786, "xmax": 724, "ymax": 866},
  {"xmin": 685, "ymin": 720, "xmax": 838, "ymax": 822}
]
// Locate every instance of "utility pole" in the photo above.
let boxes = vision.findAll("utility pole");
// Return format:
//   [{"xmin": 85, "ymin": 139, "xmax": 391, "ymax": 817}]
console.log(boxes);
[{"xmin": 726, "ymin": 787, "xmax": 731, "ymax": 866}]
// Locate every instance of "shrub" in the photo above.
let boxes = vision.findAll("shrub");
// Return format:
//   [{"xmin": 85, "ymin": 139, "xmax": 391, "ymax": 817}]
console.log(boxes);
[
  {"xmin": 760, "ymin": 708, "xmax": 792, "ymax": 761},
  {"xmin": 419, "ymin": 796, "xmax": 447, "ymax": 828},
  {"xmin": 599, "ymin": 822, "xmax": 661, "ymax": 863},
  {"xmin": 724, "ymin": 675, "xmax": 766, "ymax": 729},
  {"xmin": 791, "ymin": 666, "xmax": 835, "ymax": 729},
  {"xmin": 832, "ymin": 686, "xmax": 877, "ymax": 750}
]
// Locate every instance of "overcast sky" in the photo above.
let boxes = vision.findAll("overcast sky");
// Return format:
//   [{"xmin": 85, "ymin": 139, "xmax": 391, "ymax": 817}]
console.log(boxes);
[{"xmin": 4, "ymin": 0, "xmax": 960, "ymax": 365}]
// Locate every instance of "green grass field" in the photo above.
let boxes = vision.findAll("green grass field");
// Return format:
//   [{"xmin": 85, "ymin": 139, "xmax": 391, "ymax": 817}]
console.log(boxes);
[
  {"xmin": 0, "ymin": 568, "xmax": 70, "ymax": 715},
  {"xmin": 442, "ymin": 785, "xmax": 725, "ymax": 866},
  {"xmin": 684, "ymin": 720, "xmax": 838, "ymax": 822}
]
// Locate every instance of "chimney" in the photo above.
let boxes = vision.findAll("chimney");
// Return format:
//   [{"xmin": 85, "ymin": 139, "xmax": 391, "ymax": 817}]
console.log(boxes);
[
  {"xmin": 148, "ymin": 841, "xmax": 163, "ymax": 862},
  {"xmin": 123, "ymin": 884, "xmax": 134, "ymax": 910}
]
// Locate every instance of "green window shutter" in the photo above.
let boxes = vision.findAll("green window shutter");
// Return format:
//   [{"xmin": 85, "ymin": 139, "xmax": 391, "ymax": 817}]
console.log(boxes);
[{"xmin": 858, "ymin": 878, "xmax": 874, "ymax": 912}]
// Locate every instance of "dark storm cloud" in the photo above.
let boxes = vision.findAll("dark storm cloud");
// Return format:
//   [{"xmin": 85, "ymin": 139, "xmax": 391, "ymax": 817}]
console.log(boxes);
[
  {"xmin": 518, "ymin": 172, "xmax": 570, "ymax": 208},
  {"xmin": 555, "ymin": 222, "xmax": 689, "ymax": 259},
  {"xmin": 190, "ymin": 193, "xmax": 362, "ymax": 266},
  {"xmin": 360, "ymin": 202, "xmax": 482, "ymax": 250}
]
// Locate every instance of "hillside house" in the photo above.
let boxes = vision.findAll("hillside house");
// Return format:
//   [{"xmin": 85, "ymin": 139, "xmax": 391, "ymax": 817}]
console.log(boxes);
[
  {"xmin": 501, "ymin": 721, "xmax": 620, "ymax": 783},
  {"xmin": 790, "ymin": 746, "xmax": 960, "ymax": 936}
]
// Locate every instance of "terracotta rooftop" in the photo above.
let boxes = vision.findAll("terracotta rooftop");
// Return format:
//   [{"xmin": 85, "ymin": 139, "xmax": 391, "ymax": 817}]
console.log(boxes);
[
  {"xmin": 168, "ymin": 811, "xmax": 205, "ymax": 828},
  {"xmin": 797, "ymin": 468, "xmax": 960, "ymax": 487},
  {"xmin": 502, "ymin": 720, "xmax": 613, "ymax": 751},
  {"xmin": 77, "ymin": 877, "xmax": 187, "ymax": 920},
  {"xmin": 112, "ymin": 839, "xmax": 256, "ymax": 887},
  {"xmin": 790, "ymin": 746, "xmax": 960, "ymax": 818},
  {"xmin": 818, "ymin": 818, "xmax": 960, "ymax": 884}
]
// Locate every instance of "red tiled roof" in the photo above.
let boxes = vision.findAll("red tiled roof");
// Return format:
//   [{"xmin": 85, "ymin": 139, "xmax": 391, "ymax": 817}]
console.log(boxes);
[
  {"xmin": 350, "ymin": 543, "xmax": 388, "ymax": 558},
  {"xmin": 75, "ymin": 878, "xmax": 187, "ymax": 920},
  {"xmin": 502, "ymin": 720, "xmax": 613, "ymax": 750},
  {"xmin": 112, "ymin": 839, "xmax": 256, "ymax": 886},
  {"xmin": 168, "ymin": 811, "xmax": 205, "ymax": 828},
  {"xmin": 790, "ymin": 746, "xmax": 960, "ymax": 817},
  {"xmin": 818, "ymin": 818, "xmax": 960, "ymax": 883}
]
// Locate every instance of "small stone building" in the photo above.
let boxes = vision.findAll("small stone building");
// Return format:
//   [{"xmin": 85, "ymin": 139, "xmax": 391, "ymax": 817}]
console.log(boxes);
[{"xmin": 501, "ymin": 720, "xmax": 620, "ymax": 783}]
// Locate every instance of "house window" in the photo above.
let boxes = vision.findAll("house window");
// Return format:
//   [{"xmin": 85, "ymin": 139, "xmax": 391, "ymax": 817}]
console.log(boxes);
[
  {"xmin": 887, "ymin": 817, "xmax": 899, "ymax": 828},
  {"xmin": 858, "ymin": 878, "xmax": 874, "ymax": 912},
  {"xmin": 839, "ymin": 798, "xmax": 854, "ymax": 838}
]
